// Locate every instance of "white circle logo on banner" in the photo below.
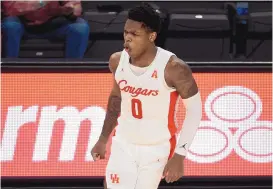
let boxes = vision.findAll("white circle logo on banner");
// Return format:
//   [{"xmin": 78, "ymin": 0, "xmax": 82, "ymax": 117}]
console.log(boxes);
[
  {"xmin": 187, "ymin": 121, "xmax": 233, "ymax": 163},
  {"xmin": 205, "ymin": 86, "xmax": 262, "ymax": 128},
  {"xmin": 233, "ymin": 121, "xmax": 272, "ymax": 163},
  {"xmin": 186, "ymin": 86, "xmax": 272, "ymax": 164}
]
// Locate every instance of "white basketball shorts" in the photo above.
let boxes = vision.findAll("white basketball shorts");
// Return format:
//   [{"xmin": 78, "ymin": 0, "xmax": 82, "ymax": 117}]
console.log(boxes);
[{"xmin": 105, "ymin": 135, "xmax": 176, "ymax": 189}]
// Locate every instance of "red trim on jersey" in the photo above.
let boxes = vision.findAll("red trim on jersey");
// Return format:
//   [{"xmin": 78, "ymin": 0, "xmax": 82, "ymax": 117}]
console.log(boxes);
[
  {"xmin": 169, "ymin": 136, "xmax": 177, "ymax": 160},
  {"xmin": 168, "ymin": 91, "xmax": 179, "ymax": 159}
]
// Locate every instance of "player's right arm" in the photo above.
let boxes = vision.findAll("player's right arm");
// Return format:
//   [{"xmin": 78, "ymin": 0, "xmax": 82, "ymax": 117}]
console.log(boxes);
[
  {"xmin": 91, "ymin": 52, "xmax": 122, "ymax": 160},
  {"xmin": 99, "ymin": 52, "xmax": 122, "ymax": 143}
]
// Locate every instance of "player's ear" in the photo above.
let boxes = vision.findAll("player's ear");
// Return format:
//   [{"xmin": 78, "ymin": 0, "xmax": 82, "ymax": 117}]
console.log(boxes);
[{"xmin": 149, "ymin": 32, "xmax": 157, "ymax": 42}]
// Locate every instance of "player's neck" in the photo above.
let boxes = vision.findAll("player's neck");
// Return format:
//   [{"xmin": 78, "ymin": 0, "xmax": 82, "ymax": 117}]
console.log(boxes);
[{"xmin": 130, "ymin": 46, "xmax": 158, "ymax": 68}]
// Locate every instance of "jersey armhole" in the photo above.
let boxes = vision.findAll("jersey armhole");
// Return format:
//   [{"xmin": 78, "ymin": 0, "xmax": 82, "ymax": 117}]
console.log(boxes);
[
  {"xmin": 163, "ymin": 73, "xmax": 176, "ymax": 91},
  {"xmin": 114, "ymin": 50, "xmax": 126, "ymax": 80},
  {"xmin": 162, "ymin": 54, "xmax": 177, "ymax": 92}
]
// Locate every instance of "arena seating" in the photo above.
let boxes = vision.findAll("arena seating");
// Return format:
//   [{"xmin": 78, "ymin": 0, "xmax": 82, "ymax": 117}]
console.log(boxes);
[
  {"xmin": 245, "ymin": 2, "xmax": 272, "ymax": 61},
  {"xmin": 2, "ymin": 1, "xmax": 272, "ymax": 62}
]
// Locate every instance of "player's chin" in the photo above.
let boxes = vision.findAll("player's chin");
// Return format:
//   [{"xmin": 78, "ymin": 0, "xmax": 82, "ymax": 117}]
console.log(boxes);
[
  {"xmin": 127, "ymin": 50, "xmax": 134, "ymax": 57},
  {"xmin": 128, "ymin": 50, "xmax": 139, "ymax": 58}
]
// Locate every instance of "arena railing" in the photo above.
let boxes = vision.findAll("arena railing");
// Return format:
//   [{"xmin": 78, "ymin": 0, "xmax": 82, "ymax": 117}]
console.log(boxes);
[{"xmin": 1, "ymin": 59, "xmax": 272, "ymax": 73}]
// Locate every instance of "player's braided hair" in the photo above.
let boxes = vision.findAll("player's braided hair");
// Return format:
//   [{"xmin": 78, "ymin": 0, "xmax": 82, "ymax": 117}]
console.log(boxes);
[{"xmin": 128, "ymin": 2, "xmax": 162, "ymax": 33}]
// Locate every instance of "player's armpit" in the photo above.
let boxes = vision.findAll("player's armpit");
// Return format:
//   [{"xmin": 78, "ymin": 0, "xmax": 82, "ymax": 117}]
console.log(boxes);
[
  {"xmin": 99, "ymin": 52, "xmax": 122, "ymax": 143},
  {"xmin": 165, "ymin": 57, "xmax": 198, "ymax": 99}
]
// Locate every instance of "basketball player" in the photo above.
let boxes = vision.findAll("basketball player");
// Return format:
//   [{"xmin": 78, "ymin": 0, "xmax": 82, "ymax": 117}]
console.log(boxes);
[{"xmin": 91, "ymin": 3, "xmax": 202, "ymax": 189}]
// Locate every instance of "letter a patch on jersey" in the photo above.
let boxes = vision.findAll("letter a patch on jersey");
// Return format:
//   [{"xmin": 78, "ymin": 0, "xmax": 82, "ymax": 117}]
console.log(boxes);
[{"xmin": 151, "ymin": 70, "xmax": 158, "ymax": 79}]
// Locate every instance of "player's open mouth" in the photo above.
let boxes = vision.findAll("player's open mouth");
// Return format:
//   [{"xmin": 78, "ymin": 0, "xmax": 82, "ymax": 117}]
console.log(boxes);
[
  {"xmin": 124, "ymin": 47, "xmax": 130, "ymax": 52},
  {"xmin": 124, "ymin": 43, "xmax": 130, "ymax": 52}
]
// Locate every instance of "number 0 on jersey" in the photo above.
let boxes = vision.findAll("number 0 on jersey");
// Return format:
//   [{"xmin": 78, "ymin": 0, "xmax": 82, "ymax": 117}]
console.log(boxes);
[{"xmin": 131, "ymin": 99, "xmax": 143, "ymax": 119}]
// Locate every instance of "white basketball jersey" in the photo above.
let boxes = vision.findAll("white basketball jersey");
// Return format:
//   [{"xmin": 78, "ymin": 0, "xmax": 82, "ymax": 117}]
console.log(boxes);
[{"xmin": 114, "ymin": 47, "xmax": 179, "ymax": 145}]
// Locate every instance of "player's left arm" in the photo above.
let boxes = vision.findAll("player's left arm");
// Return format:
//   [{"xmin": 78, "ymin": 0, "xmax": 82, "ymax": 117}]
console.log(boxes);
[
  {"xmin": 163, "ymin": 56, "xmax": 202, "ymax": 182},
  {"xmin": 165, "ymin": 56, "xmax": 202, "ymax": 157}
]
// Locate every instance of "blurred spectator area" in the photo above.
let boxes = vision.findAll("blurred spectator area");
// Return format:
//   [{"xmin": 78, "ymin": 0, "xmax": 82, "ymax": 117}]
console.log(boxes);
[{"xmin": 1, "ymin": 1, "xmax": 272, "ymax": 62}]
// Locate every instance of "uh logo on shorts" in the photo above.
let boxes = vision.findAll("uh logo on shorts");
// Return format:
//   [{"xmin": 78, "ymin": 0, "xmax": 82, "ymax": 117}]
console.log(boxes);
[{"xmin": 110, "ymin": 174, "xmax": 120, "ymax": 184}]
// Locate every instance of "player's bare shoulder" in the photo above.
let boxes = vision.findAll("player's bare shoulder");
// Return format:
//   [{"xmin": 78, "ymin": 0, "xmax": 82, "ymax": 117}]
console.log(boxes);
[
  {"xmin": 164, "ymin": 56, "xmax": 192, "ymax": 85},
  {"xmin": 109, "ymin": 51, "xmax": 123, "ymax": 94},
  {"xmin": 109, "ymin": 51, "xmax": 122, "ymax": 74},
  {"xmin": 165, "ymin": 56, "xmax": 191, "ymax": 78},
  {"xmin": 165, "ymin": 56, "xmax": 198, "ymax": 99}
]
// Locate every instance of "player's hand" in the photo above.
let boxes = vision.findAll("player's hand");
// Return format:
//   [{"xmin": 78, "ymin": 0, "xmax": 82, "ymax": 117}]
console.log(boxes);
[
  {"xmin": 91, "ymin": 136, "xmax": 107, "ymax": 161},
  {"xmin": 163, "ymin": 153, "xmax": 185, "ymax": 183}
]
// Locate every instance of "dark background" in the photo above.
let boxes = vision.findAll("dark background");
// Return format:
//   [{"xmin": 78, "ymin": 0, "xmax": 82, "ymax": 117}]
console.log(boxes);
[{"xmin": 1, "ymin": 1, "xmax": 272, "ymax": 62}]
